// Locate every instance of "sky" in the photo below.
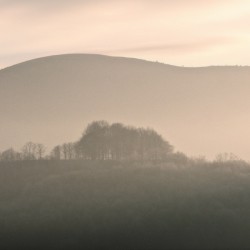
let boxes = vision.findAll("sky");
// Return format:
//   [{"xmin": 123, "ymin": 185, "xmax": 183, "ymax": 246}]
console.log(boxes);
[{"xmin": 1, "ymin": 0, "xmax": 250, "ymax": 68}]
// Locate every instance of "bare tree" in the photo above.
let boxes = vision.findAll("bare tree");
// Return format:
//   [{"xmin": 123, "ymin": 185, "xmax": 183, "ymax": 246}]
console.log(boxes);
[
  {"xmin": 51, "ymin": 145, "xmax": 61, "ymax": 160},
  {"xmin": 1, "ymin": 148, "xmax": 21, "ymax": 161},
  {"xmin": 62, "ymin": 143, "xmax": 68, "ymax": 159},
  {"xmin": 67, "ymin": 143, "xmax": 75, "ymax": 160},
  {"xmin": 214, "ymin": 153, "xmax": 239, "ymax": 163},
  {"xmin": 22, "ymin": 142, "xmax": 37, "ymax": 160},
  {"xmin": 78, "ymin": 121, "xmax": 109, "ymax": 160},
  {"xmin": 36, "ymin": 143, "xmax": 46, "ymax": 160}
]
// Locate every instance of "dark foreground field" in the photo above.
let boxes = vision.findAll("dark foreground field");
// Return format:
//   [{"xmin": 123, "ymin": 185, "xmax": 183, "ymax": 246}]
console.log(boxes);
[{"xmin": 1, "ymin": 160, "xmax": 250, "ymax": 249}]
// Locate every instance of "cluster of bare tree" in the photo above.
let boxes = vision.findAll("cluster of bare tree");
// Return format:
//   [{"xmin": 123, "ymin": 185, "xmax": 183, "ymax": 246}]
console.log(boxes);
[
  {"xmin": 0, "ymin": 121, "xmax": 174, "ymax": 162},
  {"xmin": 50, "ymin": 143, "xmax": 76, "ymax": 160},
  {"xmin": 74, "ymin": 121, "xmax": 173, "ymax": 160},
  {"xmin": 0, "ymin": 142, "xmax": 46, "ymax": 161}
]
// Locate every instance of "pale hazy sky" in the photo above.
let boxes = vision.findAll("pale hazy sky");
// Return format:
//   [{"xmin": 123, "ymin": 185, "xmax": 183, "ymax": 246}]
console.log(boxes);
[{"xmin": 1, "ymin": 0, "xmax": 250, "ymax": 68}]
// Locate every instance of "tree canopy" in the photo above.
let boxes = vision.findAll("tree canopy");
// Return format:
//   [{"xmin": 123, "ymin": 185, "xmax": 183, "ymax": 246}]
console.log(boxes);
[{"xmin": 76, "ymin": 121, "xmax": 173, "ymax": 161}]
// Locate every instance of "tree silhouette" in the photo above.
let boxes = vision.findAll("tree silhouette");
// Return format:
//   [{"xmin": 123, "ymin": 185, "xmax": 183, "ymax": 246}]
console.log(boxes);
[
  {"xmin": 0, "ymin": 121, "xmax": 174, "ymax": 162},
  {"xmin": 36, "ymin": 143, "xmax": 46, "ymax": 160},
  {"xmin": 22, "ymin": 142, "xmax": 37, "ymax": 160},
  {"xmin": 51, "ymin": 145, "xmax": 62, "ymax": 160},
  {"xmin": 0, "ymin": 148, "xmax": 21, "ymax": 161},
  {"xmin": 77, "ymin": 121, "xmax": 173, "ymax": 161}
]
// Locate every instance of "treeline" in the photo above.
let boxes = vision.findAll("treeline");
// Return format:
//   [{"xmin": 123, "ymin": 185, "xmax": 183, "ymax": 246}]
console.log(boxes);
[
  {"xmin": 0, "ymin": 121, "xmax": 174, "ymax": 162},
  {"xmin": 0, "ymin": 142, "xmax": 46, "ymax": 161}
]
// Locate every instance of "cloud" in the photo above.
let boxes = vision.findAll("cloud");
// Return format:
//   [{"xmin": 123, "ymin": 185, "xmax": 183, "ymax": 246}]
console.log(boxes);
[{"xmin": 110, "ymin": 37, "xmax": 235, "ymax": 54}]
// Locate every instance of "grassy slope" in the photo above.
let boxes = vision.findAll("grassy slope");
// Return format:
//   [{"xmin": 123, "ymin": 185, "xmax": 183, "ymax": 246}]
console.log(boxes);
[{"xmin": 0, "ymin": 160, "xmax": 250, "ymax": 249}]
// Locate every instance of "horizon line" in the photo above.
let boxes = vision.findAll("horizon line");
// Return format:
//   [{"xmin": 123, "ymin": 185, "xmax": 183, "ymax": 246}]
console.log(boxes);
[{"xmin": 1, "ymin": 53, "xmax": 250, "ymax": 71}]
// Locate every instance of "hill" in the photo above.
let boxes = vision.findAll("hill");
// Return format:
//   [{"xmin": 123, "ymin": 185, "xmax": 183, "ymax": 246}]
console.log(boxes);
[{"xmin": 1, "ymin": 54, "xmax": 250, "ymax": 159}]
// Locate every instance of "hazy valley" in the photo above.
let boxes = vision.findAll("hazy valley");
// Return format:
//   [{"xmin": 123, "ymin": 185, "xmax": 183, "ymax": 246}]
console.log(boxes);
[{"xmin": 1, "ymin": 54, "xmax": 250, "ymax": 249}]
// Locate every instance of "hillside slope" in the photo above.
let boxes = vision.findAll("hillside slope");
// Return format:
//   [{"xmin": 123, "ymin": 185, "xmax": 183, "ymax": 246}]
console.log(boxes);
[
  {"xmin": 0, "ymin": 160, "xmax": 250, "ymax": 249},
  {"xmin": 1, "ymin": 54, "xmax": 250, "ymax": 159}
]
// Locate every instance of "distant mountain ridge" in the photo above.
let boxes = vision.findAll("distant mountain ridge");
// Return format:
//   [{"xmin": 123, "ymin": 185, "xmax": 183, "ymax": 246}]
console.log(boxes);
[{"xmin": 1, "ymin": 54, "xmax": 250, "ymax": 159}]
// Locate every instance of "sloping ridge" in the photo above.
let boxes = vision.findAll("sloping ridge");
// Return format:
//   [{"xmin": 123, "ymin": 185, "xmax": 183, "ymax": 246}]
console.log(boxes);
[{"xmin": 1, "ymin": 54, "xmax": 250, "ymax": 159}]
